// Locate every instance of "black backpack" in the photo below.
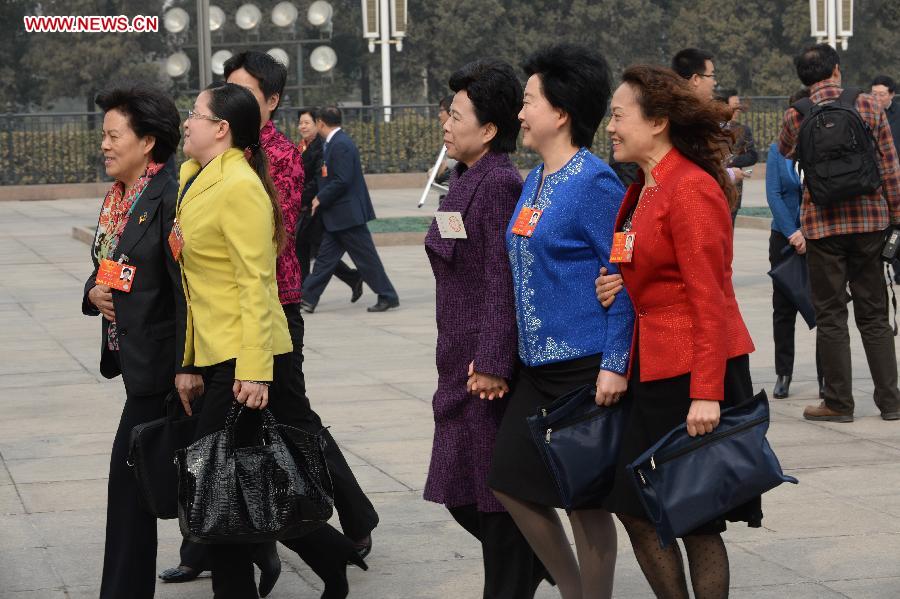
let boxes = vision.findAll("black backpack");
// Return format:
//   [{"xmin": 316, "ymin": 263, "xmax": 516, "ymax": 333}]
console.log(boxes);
[{"xmin": 793, "ymin": 88, "xmax": 882, "ymax": 206}]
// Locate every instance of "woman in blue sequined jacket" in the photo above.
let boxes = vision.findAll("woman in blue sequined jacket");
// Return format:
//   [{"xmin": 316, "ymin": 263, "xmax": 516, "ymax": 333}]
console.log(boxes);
[{"xmin": 488, "ymin": 45, "xmax": 634, "ymax": 599}]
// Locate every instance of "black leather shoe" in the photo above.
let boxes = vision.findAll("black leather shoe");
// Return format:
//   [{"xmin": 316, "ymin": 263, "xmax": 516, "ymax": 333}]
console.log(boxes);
[
  {"xmin": 882, "ymin": 411, "xmax": 900, "ymax": 421},
  {"xmin": 352, "ymin": 535, "xmax": 372, "ymax": 561},
  {"xmin": 819, "ymin": 377, "xmax": 825, "ymax": 399},
  {"xmin": 254, "ymin": 542, "xmax": 281, "ymax": 598},
  {"xmin": 300, "ymin": 299, "xmax": 316, "ymax": 314},
  {"xmin": 158, "ymin": 565, "xmax": 202, "ymax": 583},
  {"xmin": 367, "ymin": 298, "xmax": 399, "ymax": 312},
  {"xmin": 772, "ymin": 375, "xmax": 792, "ymax": 399},
  {"xmin": 351, "ymin": 277, "xmax": 364, "ymax": 303}
]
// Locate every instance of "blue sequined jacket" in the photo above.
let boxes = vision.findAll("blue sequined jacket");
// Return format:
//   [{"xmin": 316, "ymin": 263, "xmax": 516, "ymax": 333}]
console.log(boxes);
[{"xmin": 507, "ymin": 148, "xmax": 635, "ymax": 372}]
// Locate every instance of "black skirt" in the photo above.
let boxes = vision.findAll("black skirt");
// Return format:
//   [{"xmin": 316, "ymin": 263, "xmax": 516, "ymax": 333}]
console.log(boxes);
[
  {"xmin": 602, "ymin": 344, "xmax": 763, "ymax": 536},
  {"xmin": 488, "ymin": 354, "xmax": 602, "ymax": 508}
]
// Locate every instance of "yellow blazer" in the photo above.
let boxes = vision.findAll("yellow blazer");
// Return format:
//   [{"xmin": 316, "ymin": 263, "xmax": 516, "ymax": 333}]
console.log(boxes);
[{"xmin": 176, "ymin": 147, "xmax": 291, "ymax": 381}]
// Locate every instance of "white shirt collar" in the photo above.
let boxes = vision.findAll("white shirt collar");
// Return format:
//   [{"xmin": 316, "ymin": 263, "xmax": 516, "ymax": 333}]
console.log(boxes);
[{"xmin": 325, "ymin": 127, "xmax": 342, "ymax": 144}]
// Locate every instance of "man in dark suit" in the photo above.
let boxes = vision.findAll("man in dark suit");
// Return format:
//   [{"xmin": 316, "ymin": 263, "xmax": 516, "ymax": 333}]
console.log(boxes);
[
  {"xmin": 301, "ymin": 106, "xmax": 400, "ymax": 312},
  {"xmin": 295, "ymin": 107, "xmax": 363, "ymax": 297}
]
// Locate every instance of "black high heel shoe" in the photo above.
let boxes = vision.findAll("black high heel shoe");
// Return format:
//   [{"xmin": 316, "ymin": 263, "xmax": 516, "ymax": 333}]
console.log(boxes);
[
  {"xmin": 282, "ymin": 525, "xmax": 368, "ymax": 599},
  {"xmin": 253, "ymin": 542, "xmax": 281, "ymax": 598}
]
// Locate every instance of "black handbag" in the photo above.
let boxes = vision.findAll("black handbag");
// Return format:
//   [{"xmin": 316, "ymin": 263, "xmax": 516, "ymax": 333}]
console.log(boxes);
[
  {"xmin": 128, "ymin": 390, "xmax": 200, "ymax": 519},
  {"xmin": 768, "ymin": 246, "xmax": 815, "ymax": 329},
  {"xmin": 175, "ymin": 402, "xmax": 334, "ymax": 544},
  {"xmin": 527, "ymin": 385, "xmax": 630, "ymax": 510},
  {"xmin": 627, "ymin": 391, "xmax": 798, "ymax": 548}
]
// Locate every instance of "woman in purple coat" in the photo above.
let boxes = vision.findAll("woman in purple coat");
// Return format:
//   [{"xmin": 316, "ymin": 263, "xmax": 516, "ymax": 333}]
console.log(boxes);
[{"xmin": 424, "ymin": 60, "xmax": 548, "ymax": 598}]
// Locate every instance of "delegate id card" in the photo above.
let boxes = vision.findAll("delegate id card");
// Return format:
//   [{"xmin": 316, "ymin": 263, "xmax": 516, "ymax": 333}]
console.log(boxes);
[
  {"xmin": 96, "ymin": 259, "xmax": 137, "ymax": 292},
  {"xmin": 609, "ymin": 231, "xmax": 636, "ymax": 263},
  {"xmin": 511, "ymin": 206, "xmax": 543, "ymax": 237},
  {"xmin": 168, "ymin": 220, "xmax": 185, "ymax": 261},
  {"xmin": 434, "ymin": 211, "xmax": 467, "ymax": 239}
]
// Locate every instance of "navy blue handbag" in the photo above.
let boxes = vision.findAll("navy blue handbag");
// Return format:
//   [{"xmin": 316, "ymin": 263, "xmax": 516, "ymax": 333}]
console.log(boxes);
[
  {"xmin": 527, "ymin": 385, "xmax": 630, "ymax": 510},
  {"xmin": 627, "ymin": 390, "xmax": 797, "ymax": 547},
  {"xmin": 768, "ymin": 246, "xmax": 816, "ymax": 329}
]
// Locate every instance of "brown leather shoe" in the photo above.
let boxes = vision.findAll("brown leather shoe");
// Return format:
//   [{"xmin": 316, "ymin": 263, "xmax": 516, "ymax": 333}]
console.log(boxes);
[{"xmin": 803, "ymin": 402, "xmax": 853, "ymax": 423}]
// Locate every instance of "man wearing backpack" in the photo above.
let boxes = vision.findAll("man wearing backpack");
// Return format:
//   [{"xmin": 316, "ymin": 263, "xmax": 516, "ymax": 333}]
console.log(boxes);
[{"xmin": 779, "ymin": 43, "xmax": 900, "ymax": 423}]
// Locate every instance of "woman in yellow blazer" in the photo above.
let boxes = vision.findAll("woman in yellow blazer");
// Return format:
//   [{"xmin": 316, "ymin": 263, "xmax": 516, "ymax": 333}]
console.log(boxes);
[{"xmin": 178, "ymin": 83, "xmax": 365, "ymax": 598}]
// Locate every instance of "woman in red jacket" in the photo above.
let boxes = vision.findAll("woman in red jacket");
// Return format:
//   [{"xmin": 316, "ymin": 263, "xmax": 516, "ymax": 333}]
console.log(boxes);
[{"xmin": 601, "ymin": 65, "xmax": 758, "ymax": 599}]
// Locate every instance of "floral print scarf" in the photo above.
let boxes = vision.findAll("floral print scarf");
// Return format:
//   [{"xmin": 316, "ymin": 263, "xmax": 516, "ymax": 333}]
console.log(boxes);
[{"xmin": 92, "ymin": 161, "xmax": 163, "ymax": 350}]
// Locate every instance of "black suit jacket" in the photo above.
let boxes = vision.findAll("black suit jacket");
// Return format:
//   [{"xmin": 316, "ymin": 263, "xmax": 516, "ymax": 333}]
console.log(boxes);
[
  {"xmin": 82, "ymin": 159, "xmax": 196, "ymax": 397},
  {"xmin": 317, "ymin": 129, "xmax": 377, "ymax": 232}
]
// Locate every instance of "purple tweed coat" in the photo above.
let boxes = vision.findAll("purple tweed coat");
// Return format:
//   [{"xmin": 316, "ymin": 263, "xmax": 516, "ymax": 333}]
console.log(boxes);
[{"xmin": 423, "ymin": 151, "xmax": 522, "ymax": 512}]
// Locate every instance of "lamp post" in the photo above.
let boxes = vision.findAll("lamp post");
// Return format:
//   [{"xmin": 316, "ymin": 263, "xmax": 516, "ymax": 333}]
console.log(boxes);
[
  {"xmin": 362, "ymin": 0, "xmax": 407, "ymax": 122},
  {"xmin": 196, "ymin": 0, "xmax": 212, "ymax": 88},
  {"xmin": 809, "ymin": 0, "xmax": 853, "ymax": 50}
]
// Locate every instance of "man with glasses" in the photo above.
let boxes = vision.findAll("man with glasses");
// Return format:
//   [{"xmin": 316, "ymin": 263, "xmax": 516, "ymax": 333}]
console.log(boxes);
[
  {"xmin": 672, "ymin": 47, "xmax": 717, "ymax": 100},
  {"xmin": 672, "ymin": 48, "xmax": 747, "ymax": 188}
]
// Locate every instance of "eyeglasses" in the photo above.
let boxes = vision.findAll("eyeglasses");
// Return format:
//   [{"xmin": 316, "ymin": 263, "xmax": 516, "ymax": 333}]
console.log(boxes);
[{"xmin": 187, "ymin": 110, "xmax": 223, "ymax": 122}]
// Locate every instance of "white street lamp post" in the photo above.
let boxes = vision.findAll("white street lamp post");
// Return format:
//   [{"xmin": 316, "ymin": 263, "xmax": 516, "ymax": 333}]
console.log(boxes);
[
  {"xmin": 810, "ymin": 0, "xmax": 853, "ymax": 50},
  {"xmin": 362, "ymin": 0, "xmax": 406, "ymax": 122}
]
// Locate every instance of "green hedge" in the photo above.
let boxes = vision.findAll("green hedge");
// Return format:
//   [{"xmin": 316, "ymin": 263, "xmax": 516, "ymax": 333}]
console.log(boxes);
[{"xmin": 1, "ymin": 102, "xmax": 788, "ymax": 185}]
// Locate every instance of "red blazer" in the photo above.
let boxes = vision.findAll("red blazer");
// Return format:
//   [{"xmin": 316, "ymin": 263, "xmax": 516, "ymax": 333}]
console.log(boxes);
[{"xmin": 616, "ymin": 148, "xmax": 754, "ymax": 400}]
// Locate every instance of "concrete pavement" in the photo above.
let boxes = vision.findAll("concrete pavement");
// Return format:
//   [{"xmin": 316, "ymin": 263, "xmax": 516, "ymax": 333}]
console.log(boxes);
[{"xmin": 0, "ymin": 188, "xmax": 899, "ymax": 598}]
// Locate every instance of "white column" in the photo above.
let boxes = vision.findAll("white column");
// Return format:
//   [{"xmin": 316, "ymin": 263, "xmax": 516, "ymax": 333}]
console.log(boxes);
[
  {"xmin": 826, "ymin": 0, "xmax": 838, "ymax": 49},
  {"xmin": 379, "ymin": 0, "xmax": 392, "ymax": 122}
]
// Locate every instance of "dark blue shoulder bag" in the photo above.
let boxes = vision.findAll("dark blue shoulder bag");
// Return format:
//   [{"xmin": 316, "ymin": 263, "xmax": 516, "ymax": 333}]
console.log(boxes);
[
  {"xmin": 627, "ymin": 390, "xmax": 797, "ymax": 547},
  {"xmin": 527, "ymin": 384, "xmax": 630, "ymax": 510}
]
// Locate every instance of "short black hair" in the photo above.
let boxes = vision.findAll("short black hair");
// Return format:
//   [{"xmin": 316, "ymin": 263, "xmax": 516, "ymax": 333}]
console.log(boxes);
[
  {"xmin": 298, "ymin": 106, "xmax": 319, "ymax": 121},
  {"xmin": 95, "ymin": 86, "xmax": 181, "ymax": 163},
  {"xmin": 871, "ymin": 75, "xmax": 897, "ymax": 93},
  {"xmin": 671, "ymin": 48, "xmax": 714, "ymax": 80},
  {"xmin": 223, "ymin": 51, "xmax": 288, "ymax": 117},
  {"xmin": 318, "ymin": 106, "xmax": 342, "ymax": 126},
  {"xmin": 448, "ymin": 59, "xmax": 523, "ymax": 154},
  {"xmin": 439, "ymin": 94, "xmax": 454, "ymax": 113},
  {"xmin": 794, "ymin": 44, "xmax": 840, "ymax": 87},
  {"xmin": 522, "ymin": 44, "xmax": 612, "ymax": 149}
]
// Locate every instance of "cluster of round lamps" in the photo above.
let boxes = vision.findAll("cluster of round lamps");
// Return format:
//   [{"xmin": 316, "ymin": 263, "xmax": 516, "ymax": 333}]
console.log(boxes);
[{"xmin": 164, "ymin": 2, "xmax": 337, "ymax": 78}]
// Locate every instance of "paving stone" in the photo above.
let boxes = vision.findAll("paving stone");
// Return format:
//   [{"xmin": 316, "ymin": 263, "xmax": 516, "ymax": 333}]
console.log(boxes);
[{"xmin": 0, "ymin": 202, "xmax": 899, "ymax": 596}]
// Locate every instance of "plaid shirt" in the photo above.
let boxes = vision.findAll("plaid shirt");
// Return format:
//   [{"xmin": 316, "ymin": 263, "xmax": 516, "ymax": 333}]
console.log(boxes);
[{"xmin": 778, "ymin": 79, "xmax": 900, "ymax": 239}]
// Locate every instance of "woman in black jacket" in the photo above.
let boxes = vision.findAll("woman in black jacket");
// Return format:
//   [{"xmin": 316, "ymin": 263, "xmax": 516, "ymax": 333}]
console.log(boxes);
[{"xmin": 82, "ymin": 86, "xmax": 203, "ymax": 598}]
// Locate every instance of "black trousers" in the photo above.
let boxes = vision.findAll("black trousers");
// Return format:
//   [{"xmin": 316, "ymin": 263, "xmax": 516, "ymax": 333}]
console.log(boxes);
[
  {"xmin": 296, "ymin": 209, "xmax": 359, "ymax": 287},
  {"xmin": 100, "ymin": 389, "xmax": 169, "ymax": 599},
  {"xmin": 181, "ymin": 305, "xmax": 378, "ymax": 573},
  {"xmin": 448, "ymin": 505, "xmax": 541, "ymax": 599},
  {"xmin": 769, "ymin": 230, "xmax": 822, "ymax": 377},
  {"xmin": 302, "ymin": 224, "xmax": 398, "ymax": 306},
  {"xmin": 807, "ymin": 230, "xmax": 900, "ymax": 414}
]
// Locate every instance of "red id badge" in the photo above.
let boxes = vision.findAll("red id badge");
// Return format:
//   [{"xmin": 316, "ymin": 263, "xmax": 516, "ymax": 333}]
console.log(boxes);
[
  {"xmin": 96, "ymin": 259, "xmax": 137, "ymax": 292},
  {"xmin": 609, "ymin": 231, "xmax": 636, "ymax": 263},
  {"xmin": 321, "ymin": 164, "xmax": 328, "ymax": 178},
  {"xmin": 511, "ymin": 206, "xmax": 543, "ymax": 237},
  {"xmin": 168, "ymin": 220, "xmax": 184, "ymax": 261}
]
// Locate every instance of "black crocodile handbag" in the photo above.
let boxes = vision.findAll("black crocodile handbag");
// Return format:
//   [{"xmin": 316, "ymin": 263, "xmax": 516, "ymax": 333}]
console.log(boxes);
[{"xmin": 175, "ymin": 402, "xmax": 334, "ymax": 544}]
